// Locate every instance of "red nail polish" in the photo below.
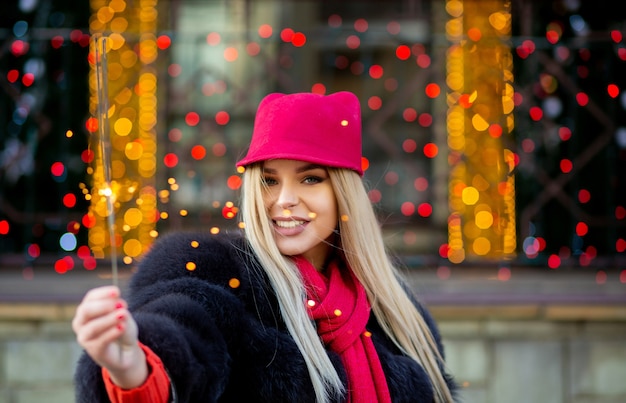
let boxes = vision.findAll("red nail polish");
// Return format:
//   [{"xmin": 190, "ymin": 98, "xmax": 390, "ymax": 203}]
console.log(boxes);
[
  {"xmin": 116, "ymin": 313, "xmax": 125, "ymax": 320},
  {"xmin": 115, "ymin": 302, "xmax": 123, "ymax": 309},
  {"xmin": 117, "ymin": 323, "xmax": 124, "ymax": 331}
]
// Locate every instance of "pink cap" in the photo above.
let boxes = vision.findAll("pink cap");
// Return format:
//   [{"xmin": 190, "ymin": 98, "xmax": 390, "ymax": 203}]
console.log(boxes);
[{"xmin": 236, "ymin": 91, "xmax": 363, "ymax": 175}]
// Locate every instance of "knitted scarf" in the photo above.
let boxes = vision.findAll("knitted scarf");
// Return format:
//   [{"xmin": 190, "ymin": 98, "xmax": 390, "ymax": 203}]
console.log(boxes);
[{"xmin": 295, "ymin": 256, "xmax": 392, "ymax": 403}]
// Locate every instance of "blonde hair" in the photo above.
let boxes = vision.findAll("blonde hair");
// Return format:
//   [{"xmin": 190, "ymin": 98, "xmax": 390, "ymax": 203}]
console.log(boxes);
[{"xmin": 240, "ymin": 164, "xmax": 453, "ymax": 403}]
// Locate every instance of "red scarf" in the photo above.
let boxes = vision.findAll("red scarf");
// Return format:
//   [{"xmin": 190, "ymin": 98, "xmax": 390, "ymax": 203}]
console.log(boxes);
[{"xmin": 295, "ymin": 256, "xmax": 392, "ymax": 403}]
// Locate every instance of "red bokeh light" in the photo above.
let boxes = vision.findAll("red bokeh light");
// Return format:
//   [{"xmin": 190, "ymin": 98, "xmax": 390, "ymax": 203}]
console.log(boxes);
[
  {"xmin": 82, "ymin": 213, "xmax": 96, "ymax": 229},
  {"xmin": 559, "ymin": 127, "xmax": 572, "ymax": 141},
  {"xmin": 438, "ymin": 244, "xmax": 449, "ymax": 259},
  {"xmin": 417, "ymin": 203, "xmax": 433, "ymax": 217},
  {"xmin": 402, "ymin": 139, "xmax": 417, "ymax": 153},
  {"xmin": 163, "ymin": 153, "xmax": 179, "ymax": 168},
  {"xmin": 547, "ymin": 254, "xmax": 560, "ymax": 269},
  {"xmin": 81, "ymin": 149, "xmax": 95, "ymax": 164},
  {"xmin": 578, "ymin": 189, "xmax": 591, "ymax": 204},
  {"xmin": 224, "ymin": 47, "xmax": 238, "ymax": 62},
  {"xmin": 22, "ymin": 73, "xmax": 34, "ymax": 87},
  {"xmin": 51, "ymin": 35, "xmax": 64, "ymax": 49},
  {"xmin": 560, "ymin": 159, "xmax": 573, "ymax": 173},
  {"xmin": 215, "ymin": 111, "xmax": 230, "ymax": 125},
  {"xmin": 156, "ymin": 35, "xmax": 171, "ymax": 50},
  {"xmin": 576, "ymin": 92, "xmax": 589, "ymax": 106},
  {"xmin": 226, "ymin": 175, "xmax": 242, "ymax": 190},
  {"xmin": 185, "ymin": 112, "xmax": 200, "ymax": 126},
  {"xmin": 546, "ymin": 30, "xmax": 560, "ymax": 44},
  {"xmin": 280, "ymin": 28, "xmax": 294, "ymax": 42},
  {"xmin": 369, "ymin": 65, "xmax": 383, "ymax": 79},
  {"xmin": 575, "ymin": 222, "xmax": 588, "ymax": 236},
  {"xmin": 85, "ymin": 117, "xmax": 98, "ymax": 133},
  {"xmin": 311, "ymin": 83, "xmax": 326, "ymax": 94},
  {"xmin": 418, "ymin": 113, "xmax": 432, "ymax": 127},
  {"xmin": 291, "ymin": 32, "xmax": 306, "ymax": 47},
  {"xmin": 361, "ymin": 157, "xmax": 369, "ymax": 172},
  {"xmin": 212, "ymin": 143, "xmax": 227, "ymax": 157},
  {"xmin": 423, "ymin": 143, "xmax": 438, "ymax": 158},
  {"xmin": 206, "ymin": 32, "xmax": 221, "ymax": 46},
  {"xmin": 77, "ymin": 245, "xmax": 91, "ymax": 259},
  {"xmin": 425, "ymin": 83, "xmax": 440, "ymax": 98},
  {"xmin": 0, "ymin": 220, "xmax": 10, "ymax": 235},
  {"xmin": 63, "ymin": 193, "xmax": 77, "ymax": 208},
  {"xmin": 7, "ymin": 69, "xmax": 19, "ymax": 83},
  {"xmin": 51, "ymin": 162, "xmax": 65, "ymax": 177},
  {"xmin": 403, "ymin": 108, "xmax": 417, "ymax": 122},
  {"xmin": 27, "ymin": 243, "xmax": 40, "ymax": 258},
  {"xmin": 529, "ymin": 106, "xmax": 543, "ymax": 121},
  {"xmin": 416, "ymin": 54, "xmax": 431, "ymax": 68},
  {"xmin": 354, "ymin": 18, "xmax": 368, "ymax": 32},
  {"xmin": 367, "ymin": 96, "xmax": 382, "ymax": 110},
  {"xmin": 368, "ymin": 189, "xmax": 381, "ymax": 203},
  {"xmin": 258, "ymin": 24, "xmax": 273, "ymax": 39},
  {"xmin": 611, "ymin": 30, "xmax": 623, "ymax": 43},
  {"xmin": 396, "ymin": 45, "xmax": 411, "ymax": 60},
  {"xmin": 400, "ymin": 202, "xmax": 415, "ymax": 216},
  {"xmin": 191, "ymin": 145, "xmax": 206, "ymax": 160},
  {"xmin": 467, "ymin": 27, "xmax": 482, "ymax": 41}
]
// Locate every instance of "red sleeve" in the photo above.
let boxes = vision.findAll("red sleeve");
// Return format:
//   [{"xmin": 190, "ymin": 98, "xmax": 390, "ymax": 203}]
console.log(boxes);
[{"xmin": 102, "ymin": 342, "xmax": 171, "ymax": 403}]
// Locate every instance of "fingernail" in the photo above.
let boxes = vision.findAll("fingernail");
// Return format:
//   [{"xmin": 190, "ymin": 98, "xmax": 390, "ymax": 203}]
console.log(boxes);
[
  {"xmin": 116, "ymin": 313, "xmax": 125, "ymax": 320},
  {"xmin": 117, "ymin": 323, "xmax": 124, "ymax": 331},
  {"xmin": 115, "ymin": 302, "xmax": 123, "ymax": 309}
]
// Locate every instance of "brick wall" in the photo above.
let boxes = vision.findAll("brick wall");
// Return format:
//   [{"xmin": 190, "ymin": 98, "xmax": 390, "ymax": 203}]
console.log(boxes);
[{"xmin": 1, "ymin": 301, "xmax": 625, "ymax": 403}]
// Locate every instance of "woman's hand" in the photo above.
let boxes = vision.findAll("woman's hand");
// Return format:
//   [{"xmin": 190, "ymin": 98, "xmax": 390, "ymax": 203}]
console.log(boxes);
[{"xmin": 72, "ymin": 285, "xmax": 148, "ymax": 389}]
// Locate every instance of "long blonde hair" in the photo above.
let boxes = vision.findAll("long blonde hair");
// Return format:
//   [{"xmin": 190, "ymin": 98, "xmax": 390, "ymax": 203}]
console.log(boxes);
[{"xmin": 240, "ymin": 164, "xmax": 454, "ymax": 403}]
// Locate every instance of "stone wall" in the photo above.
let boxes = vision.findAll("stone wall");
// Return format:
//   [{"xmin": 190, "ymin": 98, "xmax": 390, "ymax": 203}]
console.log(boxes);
[{"xmin": 1, "ymin": 301, "xmax": 625, "ymax": 403}]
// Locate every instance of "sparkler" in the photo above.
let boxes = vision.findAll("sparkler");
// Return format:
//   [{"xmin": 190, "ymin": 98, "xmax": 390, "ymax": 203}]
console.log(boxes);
[{"xmin": 94, "ymin": 35, "xmax": 119, "ymax": 289}]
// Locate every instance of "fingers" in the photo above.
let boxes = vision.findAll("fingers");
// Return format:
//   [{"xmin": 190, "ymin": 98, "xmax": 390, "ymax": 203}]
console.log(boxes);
[{"xmin": 72, "ymin": 286, "xmax": 129, "ymax": 356}]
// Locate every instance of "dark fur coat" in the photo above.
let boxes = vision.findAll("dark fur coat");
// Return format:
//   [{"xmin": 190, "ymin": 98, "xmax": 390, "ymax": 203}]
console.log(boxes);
[{"xmin": 74, "ymin": 231, "xmax": 457, "ymax": 402}]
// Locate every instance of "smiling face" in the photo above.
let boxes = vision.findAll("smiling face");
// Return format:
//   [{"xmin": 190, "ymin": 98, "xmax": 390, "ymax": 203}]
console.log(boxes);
[{"xmin": 261, "ymin": 159, "xmax": 338, "ymax": 270}]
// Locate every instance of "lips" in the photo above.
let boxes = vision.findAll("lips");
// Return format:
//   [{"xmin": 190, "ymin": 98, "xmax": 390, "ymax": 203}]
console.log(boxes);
[{"xmin": 272, "ymin": 218, "xmax": 307, "ymax": 236}]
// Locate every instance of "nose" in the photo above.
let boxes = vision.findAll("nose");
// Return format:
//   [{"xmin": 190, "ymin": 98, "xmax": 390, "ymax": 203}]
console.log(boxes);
[{"xmin": 276, "ymin": 183, "xmax": 298, "ymax": 209}]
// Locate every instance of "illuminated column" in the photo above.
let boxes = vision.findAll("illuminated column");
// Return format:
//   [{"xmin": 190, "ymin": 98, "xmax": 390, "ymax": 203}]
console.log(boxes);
[
  {"xmin": 445, "ymin": 0, "xmax": 516, "ymax": 263},
  {"xmin": 87, "ymin": 0, "xmax": 159, "ymax": 264}
]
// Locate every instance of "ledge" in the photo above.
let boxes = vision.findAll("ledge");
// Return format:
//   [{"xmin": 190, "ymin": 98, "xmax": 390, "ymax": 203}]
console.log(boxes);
[{"xmin": 1, "ymin": 259, "xmax": 625, "ymax": 322}]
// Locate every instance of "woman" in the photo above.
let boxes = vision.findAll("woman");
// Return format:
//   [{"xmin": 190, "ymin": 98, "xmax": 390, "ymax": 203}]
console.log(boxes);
[{"xmin": 72, "ymin": 91, "xmax": 457, "ymax": 402}]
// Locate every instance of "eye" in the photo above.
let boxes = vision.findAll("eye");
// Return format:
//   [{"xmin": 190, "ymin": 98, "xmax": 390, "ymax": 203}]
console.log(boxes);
[
  {"xmin": 303, "ymin": 175, "xmax": 324, "ymax": 184},
  {"xmin": 262, "ymin": 176, "xmax": 278, "ymax": 186}
]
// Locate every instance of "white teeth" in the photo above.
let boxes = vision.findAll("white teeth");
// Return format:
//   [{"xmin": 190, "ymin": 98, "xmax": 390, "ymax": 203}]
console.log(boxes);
[{"xmin": 275, "ymin": 220, "xmax": 305, "ymax": 228}]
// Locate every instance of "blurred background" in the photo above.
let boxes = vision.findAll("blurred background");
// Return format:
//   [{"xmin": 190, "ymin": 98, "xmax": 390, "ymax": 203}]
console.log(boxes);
[{"xmin": 0, "ymin": 0, "xmax": 625, "ymax": 402}]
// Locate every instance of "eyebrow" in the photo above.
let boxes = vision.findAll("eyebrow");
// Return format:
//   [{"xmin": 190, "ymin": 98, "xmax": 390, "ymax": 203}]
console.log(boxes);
[{"xmin": 262, "ymin": 163, "xmax": 326, "ymax": 174}]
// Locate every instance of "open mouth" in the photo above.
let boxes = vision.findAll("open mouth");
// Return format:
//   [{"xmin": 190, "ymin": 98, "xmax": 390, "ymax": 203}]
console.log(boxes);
[{"xmin": 274, "ymin": 220, "xmax": 306, "ymax": 228}]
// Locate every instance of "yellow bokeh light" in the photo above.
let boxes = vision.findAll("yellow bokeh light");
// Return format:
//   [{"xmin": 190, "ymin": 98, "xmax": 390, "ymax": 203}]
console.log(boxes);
[
  {"xmin": 110, "ymin": 17, "xmax": 128, "ymax": 33},
  {"xmin": 125, "ymin": 141, "xmax": 143, "ymax": 160},
  {"xmin": 461, "ymin": 186, "xmax": 480, "ymax": 205},
  {"xmin": 445, "ymin": 0, "xmax": 464, "ymax": 17},
  {"xmin": 475, "ymin": 210, "xmax": 494, "ymax": 229},
  {"xmin": 124, "ymin": 207, "xmax": 143, "ymax": 227},
  {"xmin": 472, "ymin": 237, "xmax": 491, "ymax": 255},
  {"xmin": 123, "ymin": 238, "xmax": 143, "ymax": 257},
  {"xmin": 114, "ymin": 117, "xmax": 133, "ymax": 136},
  {"xmin": 471, "ymin": 113, "xmax": 490, "ymax": 131},
  {"xmin": 96, "ymin": 7, "xmax": 115, "ymax": 24}
]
